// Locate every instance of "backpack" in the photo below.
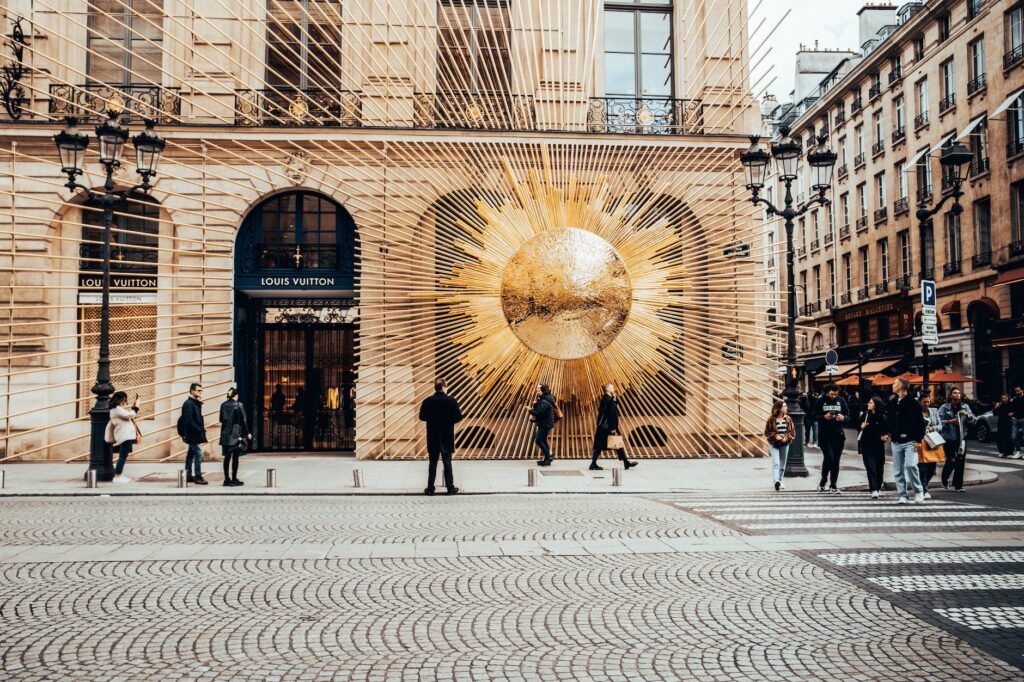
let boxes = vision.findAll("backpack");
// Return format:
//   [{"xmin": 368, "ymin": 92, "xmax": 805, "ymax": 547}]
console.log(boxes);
[
  {"xmin": 176, "ymin": 413, "xmax": 187, "ymax": 439},
  {"xmin": 552, "ymin": 401, "xmax": 564, "ymax": 423}
]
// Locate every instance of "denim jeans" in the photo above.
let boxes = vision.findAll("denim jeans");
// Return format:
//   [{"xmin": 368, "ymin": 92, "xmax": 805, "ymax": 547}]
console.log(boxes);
[
  {"xmin": 535, "ymin": 426, "xmax": 552, "ymax": 461},
  {"xmin": 891, "ymin": 440, "xmax": 923, "ymax": 498},
  {"xmin": 769, "ymin": 444, "xmax": 789, "ymax": 482},
  {"xmin": 185, "ymin": 443, "xmax": 203, "ymax": 477}
]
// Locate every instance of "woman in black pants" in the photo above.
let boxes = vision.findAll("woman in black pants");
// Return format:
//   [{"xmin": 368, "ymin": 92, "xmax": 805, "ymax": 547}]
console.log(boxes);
[
  {"xmin": 219, "ymin": 388, "xmax": 251, "ymax": 487},
  {"xmin": 589, "ymin": 383, "xmax": 636, "ymax": 471},
  {"xmin": 858, "ymin": 396, "xmax": 886, "ymax": 499}
]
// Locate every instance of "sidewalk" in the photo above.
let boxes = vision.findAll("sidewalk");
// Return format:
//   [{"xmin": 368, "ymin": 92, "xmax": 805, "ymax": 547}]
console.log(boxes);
[{"xmin": 0, "ymin": 449, "xmax": 995, "ymax": 495}]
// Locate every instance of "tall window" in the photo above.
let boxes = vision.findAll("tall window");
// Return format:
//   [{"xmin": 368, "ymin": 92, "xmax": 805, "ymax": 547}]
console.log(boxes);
[
  {"xmin": 813, "ymin": 265, "xmax": 822, "ymax": 303},
  {"xmin": 438, "ymin": 0, "xmax": 511, "ymax": 94},
  {"xmin": 937, "ymin": 13, "xmax": 951, "ymax": 43},
  {"xmin": 916, "ymin": 147, "xmax": 933, "ymax": 197},
  {"xmin": 945, "ymin": 211, "xmax": 962, "ymax": 266},
  {"xmin": 1009, "ymin": 5, "xmax": 1024, "ymax": 55},
  {"xmin": 840, "ymin": 193, "xmax": 850, "ymax": 226},
  {"xmin": 896, "ymin": 160, "xmax": 907, "ymax": 199},
  {"xmin": 894, "ymin": 96, "xmax": 905, "ymax": 130},
  {"xmin": 1011, "ymin": 181, "xmax": 1024, "ymax": 242},
  {"xmin": 266, "ymin": 0, "xmax": 341, "ymax": 90},
  {"xmin": 875, "ymin": 172, "xmax": 887, "ymax": 208},
  {"xmin": 843, "ymin": 253, "xmax": 852, "ymax": 292},
  {"xmin": 604, "ymin": 0, "xmax": 673, "ymax": 98},
  {"xmin": 87, "ymin": 0, "xmax": 164, "ymax": 85},
  {"xmin": 879, "ymin": 239, "xmax": 890, "ymax": 282},
  {"xmin": 974, "ymin": 198, "xmax": 991, "ymax": 257},
  {"xmin": 913, "ymin": 36, "xmax": 926, "ymax": 61},
  {"xmin": 970, "ymin": 117, "xmax": 989, "ymax": 167},
  {"xmin": 1009, "ymin": 94, "xmax": 1024, "ymax": 148},
  {"xmin": 969, "ymin": 38, "xmax": 986, "ymax": 81},
  {"xmin": 827, "ymin": 260, "xmax": 836, "ymax": 300},
  {"xmin": 873, "ymin": 111, "xmax": 884, "ymax": 146},
  {"xmin": 916, "ymin": 79, "xmax": 929, "ymax": 116},
  {"xmin": 857, "ymin": 183, "xmax": 867, "ymax": 218},
  {"xmin": 860, "ymin": 246, "xmax": 870, "ymax": 288},
  {"xmin": 838, "ymin": 136, "xmax": 848, "ymax": 164},
  {"xmin": 940, "ymin": 59, "xmax": 955, "ymax": 100},
  {"xmin": 812, "ymin": 210, "xmax": 820, "ymax": 243},
  {"xmin": 855, "ymin": 125, "xmax": 864, "ymax": 155},
  {"xmin": 923, "ymin": 221, "xmax": 936, "ymax": 273},
  {"xmin": 898, "ymin": 230, "xmax": 911, "ymax": 276}
]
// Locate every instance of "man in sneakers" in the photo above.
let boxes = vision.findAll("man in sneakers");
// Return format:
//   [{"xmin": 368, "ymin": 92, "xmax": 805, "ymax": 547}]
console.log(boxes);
[
  {"xmin": 178, "ymin": 383, "xmax": 208, "ymax": 485},
  {"xmin": 813, "ymin": 383, "xmax": 849, "ymax": 493},
  {"xmin": 885, "ymin": 377, "xmax": 925, "ymax": 504},
  {"xmin": 1010, "ymin": 386, "xmax": 1024, "ymax": 459}
]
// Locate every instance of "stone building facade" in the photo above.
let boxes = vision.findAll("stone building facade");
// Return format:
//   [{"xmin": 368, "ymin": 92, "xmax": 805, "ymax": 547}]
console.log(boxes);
[
  {"xmin": 0, "ymin": 0, "xmax": 768, "ymax": 462},
  {"xmin": 767, "ymin": 0, "xmax": 1024, "ymax": 402}
]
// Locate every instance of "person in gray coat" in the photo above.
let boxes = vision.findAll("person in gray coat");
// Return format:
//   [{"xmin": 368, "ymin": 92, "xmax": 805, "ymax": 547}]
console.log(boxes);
[
  {"xmin": 219, "ymin": 388, "xmax": 251, "ymax": 487},
  {"xmin": 939, "ymin": 387, "xmax": 975, "ymax": 492}
]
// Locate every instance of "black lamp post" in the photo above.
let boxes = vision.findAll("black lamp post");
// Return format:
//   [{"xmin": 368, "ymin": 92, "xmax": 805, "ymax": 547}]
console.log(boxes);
[
  {"xmin": 740, "ymin": 126, "xmax": 837, "ymax": 476},
  {"xmin": 54, "ymin": 112, "xmax": 165, "ymax": 482},
  {"xmin": 914, "ymin": 141, "xmax": 972, "ymax": 396}
]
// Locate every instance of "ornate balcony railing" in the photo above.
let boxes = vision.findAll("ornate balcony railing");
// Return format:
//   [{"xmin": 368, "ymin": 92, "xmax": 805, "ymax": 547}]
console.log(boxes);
[
  {"xmin": 586, "ymin": 97, "xmax": 703, "ymax": 135},
  {"xmin": 854, "ymin": 152, "xmax": 866, "ymax": 168},
  {"xmin": 1009, "ymin": 240, "xmax": 1024, "ymax": 258},
  {"xmin": 424, "ymin": 90, "xmax": 537, "ymax": 130},
  {"xmin": 874, "ymin": 207, "xmax": 888, "ymax": 223},
  {"xmin": 917, "ymin": 189, "xmax": 934, "ymax": 204},
  {"xmin": 914, "ymin": 112, "xmax": 929, "ymax": 128},
  {"xmin": 1008, "ymin": 137, "xmax": 1024, "ymax": 159},
  {"xmin": 810, "ymin": 238, "xmax": 821, "ymax": 252},
  {"xmin": 49, "ymin": 83, "xmax": 181, "ymax": 123},
  {"xmin": 1005, "ymin": 43, "xmax": 1024, "ymax": 70},
  {"xmin": 841, "ymin": 292, "xmax": 852, "ymax": 305},
  {"xmin": 888, "ymin": 68, "xmax": 903, "ymax": 85},
  {"xmin": 235, "ymin": 87, "xmax": 362, "ymax": 127},
  {"xmin": 796, "ymin": 246, "xmax": 806, "ymax": 259},
  {"xmin": 824, "ymin": 232, "xmax": 834, "ymax": 246},
  {"xmin": 807, "ymin": 301, "xmax": 822, "ymax": 314},
  {"xmin": 837, "ymin": 164, "xmax": 849, "ymax": 179},
  {"xmin": 943, "ymin": 260, "xmax": 962, "ymax": 277},
  {"xmin": 826, "ymin": 297, "xmax": 836, "ymax": 310},
  {"xmin": 896, "ymin": 274, "xmax": 912, "ymax": 290},
  {"xmin": 941, "ymin": 174, "xmax": 957, "ymax": 193},
  {"xmin": 894, "ymin": 197, "xmax": 910, "ymax": 215},
  {"xmin": 835, "ymin": 109, "xmax": 847, "ymax": 125},
  {"xmin": 872, "ymin": 141, "xmax": 885, "ymax": 156},
  {"xmin": 869, "ymin": 83, "xmax": 882, "ymax": 100},
  {"xmin": 939, "ymin": 93, "xmax": 956, "ymax": 113},
  {"xmin": 969, "ymin": 157, "xmax": 990, "ymax": 177},
  {"xmin": 892, "ymin": 127, "xmax": 906, "ymax": 144},
  {"xmin": 858, "ymin": 286, "xmax": 870, "ymax": 300},
  {"xmin": 972, "ymin": 251, "xmax": 992, "ymax": 269},
  {"xmin": 856, "ymin": 216, "xmax": 869, "ymax": 231},
  {"xmin": 875, "ymin": 280, "xmax": 889, "ymax": 294},
  {"xmin": 919, "ymin": 268, "xmax": 935, "ymax": 282},
  {"xmin": 967, "ymin": 73, "xmax": 987, "ymax": 95},
  {"xmin": 839, "ymin": 224, "xmax": 851, "ymax": 239},
  {"xmin": 851, "ymin": 96, "xmax": 863, "ymax": 114}
]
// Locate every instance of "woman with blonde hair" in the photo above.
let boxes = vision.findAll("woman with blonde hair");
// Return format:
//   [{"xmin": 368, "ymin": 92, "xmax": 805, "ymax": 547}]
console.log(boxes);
[{"xmin": 763, "ymin": 399, "xmax": 795, "ymax": 491}]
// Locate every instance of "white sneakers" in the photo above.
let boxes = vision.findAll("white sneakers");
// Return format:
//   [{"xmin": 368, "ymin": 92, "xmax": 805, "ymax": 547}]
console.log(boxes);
[
  {"xmin": 897, "ymin": 497, "xmax": 909, "ymax": 504},
  {"xmin": 1010, "ymin": 450, "xmax": 1024, "ymax": 460},
  {"xmin": 914, "ymin": 493, "xmax": 925, "ymax": 504},
  {"xmin": 870, "ymin": 490, "xmax": 879, "ymax": 499},
  {"xmin": 923, "ymin": 492, "xmax": 932, "ymax": 500},
  {"xmin": 112, "ymin": 474, "xmax": 131, "ymax": 483}
]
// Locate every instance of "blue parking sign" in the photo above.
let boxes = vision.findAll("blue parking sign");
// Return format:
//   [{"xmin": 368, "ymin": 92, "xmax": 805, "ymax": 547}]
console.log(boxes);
[{"xmin": 921, "ymin": 279, "xmax": 937, "ymax": 307}]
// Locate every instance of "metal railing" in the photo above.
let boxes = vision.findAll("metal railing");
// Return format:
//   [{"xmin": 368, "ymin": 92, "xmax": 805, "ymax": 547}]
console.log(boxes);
[
  {"xmin": 916, "ymin": 189, "xmax": 934, "ymax": 204},
  {"xmin": 837, "ymin": 164, "xmax": 849, "ymax": 179},
  {"xmin": 858, "ymin": 286, "xmax": 870, "ymax": 300},
  {"xmin": 851, "ymin": 97, "xmax": 863, "ymax": 114},
  {"xmin": 875, "ymin": 280, "xmax": 889, "ymax": 294},
  {"xmin": 841, "ymin": 292, "xmax": 852, "ymax": 305},
  {"xmin": 919, "ymin": 268, "xmax": 935, "ymax": 281},
  {"xmin": 971, "ymin": 251, "xmax": 992, "ymax": 269},
  {"xmin": 896, "ymin": 274, "xmax": 912, "ymax": 290},
  {"xmin": 234, "ymin": 87, "xmax": 362, "ymax": 127},
  {"xmin": 586, "ymin": 97, "xmax": 703, "ymax": 135},
  {"xmin": 839, "ymin": 224, "xmax": 851, "ymax": 239},
  {"xmin": 1005, "ymin": 43, "xmax": 1024, "ymax": 70},
  {"xmin": 874, "ymin": 207, "xmax": 888, "ymax": 223},
  {"xmin": 49, "ymin": 83, "xmax": 181, "ymax": 123},
  {"xmin": 894, "ymin": 197, "xmax": 910, "ymax": 214},
  {"xmin": 856, "ymin": 216, "xmax": 869, "ymax": 231},
  {"xmin": 854, "ymin": 152, "xmax": 866, "ymax": 168},
  {"xmin": 943, "ymin": 260, "xmax": 962, "ymax": 277},
  {"xmin": 892, "ymin": 127, "xmax": 906, "ymax": 144},
  {"xmin": 939, "ymin": 93, "xmax": 956, "ymax": 113},
  {"xmin": 835, "ymin": 109, "xmax": 847, "ymax": 125},
  {"xmin": 969, "ymin": 157, "xmax": 990, "ymax": 177},
  {"xmin": 914, "ymin": 111, "xmax": 929, "ymax": 128},
  {"xmin": 824, "ymin": 232, "xmax": 834, "ymax": 246},
  {"xmin": 826, "ymin": 297, "xmax": 836, "ymax": 310},
  {"xmin": 1008, "ymin": 137, "xmax": 1024, "ymax": 159},
  {"xmin": 1010, "ymin": 240, "xmax": 1024, "ymax": 259},
  {"xmin": 810, "ymin": 238, "xmax": 821, "ymax": 252},
  {"xmin": 967, "ymin": 73, "xmax": 987, "ymax": 95},
  {"xmin": 872, "ymin": 141, "xmax": 885, "ymax": 156},
  {"xmin": 888, "ymin": 68, "xmax": 903, "ymax": 85},
  {"xmin": 869, "ymin": 83, "xmax": 882, "ymax": 100}
]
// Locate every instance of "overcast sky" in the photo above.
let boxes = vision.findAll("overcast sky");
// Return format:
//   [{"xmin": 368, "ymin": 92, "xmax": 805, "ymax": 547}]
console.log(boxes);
[{"xmin": 750, "ymin": 0, "xmax": 868, "ymax": 102}]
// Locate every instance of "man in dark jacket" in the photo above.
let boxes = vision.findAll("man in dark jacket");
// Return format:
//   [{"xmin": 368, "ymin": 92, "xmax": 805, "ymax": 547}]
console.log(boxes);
[
  {"xmin": 529, "ymin": 384, "xmax": 557, "ymax": 466},
  {"xmin": 885, "ymin": 376, "xmax": 925, "ymax": 503},
  {"xmin": 813, "ymin": 383, "xmax": 849, "ymax": 493},
  {"xmin": 179, "ymin": 383, "xmax": 208, "ymax": 485},
  {"xmin": 419, "ymin": 379, "xmax": 463, "ymax": 495}
]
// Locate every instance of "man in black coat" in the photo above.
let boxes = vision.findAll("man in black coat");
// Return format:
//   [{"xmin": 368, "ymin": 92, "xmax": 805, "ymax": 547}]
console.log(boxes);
[
  {"xmin": 419, "ymin": 379, "xmax": 463, "ymax": 495},
  {"xmin": 179, "ymin": 383, "xmax": 208, "ymax": 485}
]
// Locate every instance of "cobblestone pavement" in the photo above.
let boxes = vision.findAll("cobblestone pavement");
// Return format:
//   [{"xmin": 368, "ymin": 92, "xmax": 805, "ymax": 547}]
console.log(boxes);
[{"xmin": 1, "ymin": 494, "xmax": 1022, "ymax": 681}]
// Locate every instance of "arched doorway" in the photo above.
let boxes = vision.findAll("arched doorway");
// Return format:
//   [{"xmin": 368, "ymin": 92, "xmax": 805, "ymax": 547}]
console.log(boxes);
[{"xmin": 234, "ymin": 190, "xmax": 358, "ymax": 452}]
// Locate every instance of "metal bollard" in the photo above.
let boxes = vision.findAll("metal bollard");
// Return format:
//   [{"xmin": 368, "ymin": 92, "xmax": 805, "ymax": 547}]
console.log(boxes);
[
  {"xmin": 352, "ymin": 469, "xmax": 363, "ymax": 488},
  {"xmin": 0, "ymin": 469, "xmax": 4, "ymax": 489},
  {"xmin": 178, "ymin": 469, "xmax": 188, "ymax": 489},
  {"xmin": 612, "ymin": 468, "xmax": 622, "ymax": 487},
  {"xmin": 266, "ymin": 468, "xmax": 277, "ymax": 488},
  {"xmin": 86, "ymin": 469, "xmax": 98, "ymax": 489},
  {"xmin": 527, "ymin": 467, "xmax": 538, "ymax": 487}
]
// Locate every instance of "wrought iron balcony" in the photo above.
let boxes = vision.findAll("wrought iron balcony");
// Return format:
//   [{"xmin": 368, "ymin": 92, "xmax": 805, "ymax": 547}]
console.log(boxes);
[
  {"xmin": 807, "ymin": 301, "xmax": 822, "ymax": 314},
  {"xmin": 971, "ymin": 251, "xmax": 992, "ymax": 269},
  {"xmin": 810, "ymin": 238, "xmax": 821, "ymax": 252},
  {"xmin": 856, "ymin": 216, "xmax": 869, "ymax": 231},
  {"xmin": 851, "ymin": 96, "xmax": 863, "ymax": 114},
  {"xmin": 943, "ymin": 260, "xmax": 962, "ymax": 277},
  {"xmin": 1005, "ymin": 43, "xmax": 1024, "ymax": 70},
  {"xmin": 894, "ymin": 197, "xmax": 910, "ymax": 215},
  {"xmin": 919, "ymin": 268, "xmax": 935, "ymax": 282},
  {"xmin": 586, "ymin": 97, "xmax": 703, "ymax": 135},
  {"xmin": 916, "ymin": 189, "xmax": 934, "ymax": 205},
  {"xmin": 1008, "ymin": 137, "xmax": 1024, "ymax": 159},
  {"xmin": 875, "ymin": 280, "xmax": 889, "ymax": 294},
  {"xmin": 895, "ymin": 274, "xmax": 912, "ymax": 290},
  {"xmin": 1009, "ymin": 240, "xmax": 1024, "ymax": 259},
  {"xmin": 967, "ymin": 73, "xmax": 987, "ymax": 95},
  {"xmin": 257, "ymin": 244, "xmax": 339, "ymax": 270},
  {"xmin": 796, "ymin": 246, "xmax": 806, "ymax": 259},
  {"xmin": 840, "ymin": 292, "xmax": 852, "ymax": 305},
  {"xmin": 874, "ymin": 207, "xmax": 888, "ymax": 223},
  {"xmin": 914, "ymin": 112, "xmax": 929, "ymax": 129},
  {"xmin": 854, "ymin": 152, "xmax": 866, "ymax": 168},
  {"xmin": 969, "ymin": 157, "xmax": 990, "ymax": 177},
  {"xmin": 868, "ymin": 83, "xmax": 882, "ymax": 100},
  {"xmin": 941, "ymin": 175, "xmax": 957, "ymax": 194},
  {"xmin": 820, "ymin": 124, "xmax": 830, "ymax": 137},
  {"xmin": 939, "ymin": 93, "xmax": 956, "ymax": 113},
  {"xmin": 888, "ymin": 68, "xmax": 903, "ymax": 85},
  {"xmin": 872, "ymin": 141, "xmax": 885, "ymax": 156},
  {"xmin": 839, "ymin": 224, "xmax": 851, "ymax": 239},
  {"xmin": 824, "ymin": 232, "xmax": 834, "ymax": 246},
  {"xmin": 858, "ymin": 286, "xmax": 870, "ymax": 300},
  {"xmin": 892, "ymin": 127, "xmax": 906, "ymax": 144},
  {"xmin": 235, "ymin": 87, "xmax": 362, "ymax": 127},
  {"xmin": 837, "ymin": 164, "xmax": 849, "ymax": 179},
  {"xmin": 835, "ymin": 109, "xmax": 847, "ymax": 125},
  {"xmin": 425, "ymin": 90, "xmax": 537, "ymax": 130},
  {"xmin": 826, "ymin": 297, "xmax": 836, "ymax": 310},
  {"xmin": 49, "ymin": 83, "xmax": 181, "ymax": 123}
]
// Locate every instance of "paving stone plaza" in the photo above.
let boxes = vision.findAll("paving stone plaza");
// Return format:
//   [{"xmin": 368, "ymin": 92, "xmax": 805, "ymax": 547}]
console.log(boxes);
[{"xmin": 1, "ymin": 492, "xmax": 1023, "ymax": 680}]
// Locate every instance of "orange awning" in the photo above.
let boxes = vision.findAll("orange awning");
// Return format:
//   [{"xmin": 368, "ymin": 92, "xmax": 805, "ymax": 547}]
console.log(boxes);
[
  {"xmin": 994, "ymin": 266, "xmax": 1024, "ymax": 287},
  {"xmin": 835, "ymin": 375, "xmax": 861, "ymax": 386},
  {"xmin": 875, "ymin": 371, "xmax": 923, "ymax": 386},
  {"xmin": 941, "ymin": 300, "xmax": 960, "ymax": 314},
  {"xmin": 928, "ymin": 370, "xmax": 979, "ymax": 383}
]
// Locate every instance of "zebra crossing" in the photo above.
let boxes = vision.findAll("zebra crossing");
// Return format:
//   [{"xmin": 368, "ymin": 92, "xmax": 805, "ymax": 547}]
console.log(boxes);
[{"xmin": 656, "ymin": 492, "xmax": 1024, "ymax": 534}]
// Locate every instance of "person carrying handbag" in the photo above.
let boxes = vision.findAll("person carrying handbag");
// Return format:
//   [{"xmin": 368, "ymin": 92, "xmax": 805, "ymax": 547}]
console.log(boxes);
[
  {"xmin": 916, "ymin": 394, "xmax": 945, "ymax": 499},
  {"xmin": 764, "ymin": 399, "xmax": 795, "ymax": 491},
  {"xmin": 219, "ymin": 388, "xmax": 251, "ymax": 487},
  {"xmin": 589, "ymin": 383, "xmax": 636, "ymax": 471},
  {"xmin": 104, "ymin": 391, "xmax": 141, "ymax": 483},
  {"xmin": 939, "ymin": 388, "xmax": 975, "ymax": 492}
]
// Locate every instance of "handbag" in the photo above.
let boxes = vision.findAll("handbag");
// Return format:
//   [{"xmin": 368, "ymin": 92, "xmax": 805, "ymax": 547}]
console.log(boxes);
[
  {"xmin": 606, "ymin": 433, "xmax": 625, "ymax": 450},
  {"xmin": 919, "ymin": 441, "xmax": 946, "ymax": 464},
  {"xmin": 924, "ymin": 431, "xmax": 945, "ymax": 448}
]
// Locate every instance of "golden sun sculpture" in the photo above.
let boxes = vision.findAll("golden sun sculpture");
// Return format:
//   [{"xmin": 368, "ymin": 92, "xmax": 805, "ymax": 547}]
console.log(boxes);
[{"xmin": 440, "ymin": 153, "xmax": 689, "ymax": 420}]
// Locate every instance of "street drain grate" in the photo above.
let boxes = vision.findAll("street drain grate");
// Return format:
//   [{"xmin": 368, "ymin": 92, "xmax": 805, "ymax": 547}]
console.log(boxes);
[{"xmin": 539, "ymin": 470, "xmax": 585, "ymax": 477}]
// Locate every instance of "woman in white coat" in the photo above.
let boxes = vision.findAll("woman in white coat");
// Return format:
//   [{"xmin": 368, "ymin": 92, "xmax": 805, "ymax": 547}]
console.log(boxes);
[{"xmin": 105, "ymin": 391, "xmax": 140, "ymax": 483}]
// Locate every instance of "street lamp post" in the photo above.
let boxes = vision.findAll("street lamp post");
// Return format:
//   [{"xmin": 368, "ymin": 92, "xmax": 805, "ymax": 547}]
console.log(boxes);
[
  {"xmin": 914, "ymin": 141, "xmax": 972, "ymax": 397},
  {"xmin": 54, "ymin": 112, "xmax": 165, "ymax": 482},
  {"xmin": 740, "ymin": 126, "xmax": 837, "ymax": 477}
]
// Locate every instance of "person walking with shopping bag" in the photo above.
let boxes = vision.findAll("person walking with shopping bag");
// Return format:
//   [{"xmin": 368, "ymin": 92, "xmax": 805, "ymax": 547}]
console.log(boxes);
[
  {"xmin": 529, "ymin": 384, "xmax": 560, "ymax": 467},
  {"xmin": 589, "ymin": 383, "xmax": 636, "ymax": 471},
  {"xmin": 940, "ymin": 388, "xmax": 975, "ymax": 492},
  {"xmin": 857, "ymin": 397, "xmax": 886, "ymax": 499},
  {"xmin": 219, "ymin": 388, "xmax": 251, "ymax": 487},
  {"xmin": 917, "ymin": 394, "xmax": 945, "ymax": 499},
  {"xmin": 105, "ymin": 391, "xmax": 141, "ymax": 483},
  {"xmin": 884, "ymin": 377, "xmax": 925, "ymax": 504},
  {"xmin": 763, "ymin": 399, "xmax": 794, "ymax": 491}
]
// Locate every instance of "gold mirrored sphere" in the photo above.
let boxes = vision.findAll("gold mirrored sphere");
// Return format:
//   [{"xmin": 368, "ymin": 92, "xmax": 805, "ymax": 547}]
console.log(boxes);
[{"xmin": 500, "ymin": 228, "xmax": 632, "ymax": 360}]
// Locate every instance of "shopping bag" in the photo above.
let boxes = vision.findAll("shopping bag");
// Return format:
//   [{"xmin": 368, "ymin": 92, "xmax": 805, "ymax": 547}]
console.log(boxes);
[
  {"xmin": 606, "ymin": 433, "xmax": 625, "ymax": 450},
  {"xmin": 919, "ymin": 441, "xmax": 945, "ymax": 464},
  {"xmin": 924, "ymin": 431, "xmax": 945, "ymax": 448}
]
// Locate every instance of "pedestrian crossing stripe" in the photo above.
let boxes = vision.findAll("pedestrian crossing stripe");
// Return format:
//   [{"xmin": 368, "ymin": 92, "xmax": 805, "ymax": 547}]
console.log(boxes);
[
  {"xmin": 934, "ymin": 606, "xmax": 1024, "ymax": 630},
  {"xmin": 717, "ymin": 511, "xmax": 1024, "ymax": 521},
  {"xmin": 819, "ymin": 551, "xmax": 1024, "ymax": 566},
  {"xmin": 746, "ymin": 520, "xmax": 1024, "ymax": 529},
  {"xmin": 868, "ymin": 574, "xmax": 1024, "ymax": 593}
]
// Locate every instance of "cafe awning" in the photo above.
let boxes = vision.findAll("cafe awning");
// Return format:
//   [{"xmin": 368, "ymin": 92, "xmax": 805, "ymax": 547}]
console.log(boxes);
[
  {"xmin": 928, "ymin": 370, "xmax": 978, "ymax": 383},
  {"xmin": 875, "ymin": 371, "xmax": 923, "ymax": 386},
  {"xmin": 835, "ymin": 375, "xmax": 861, "ymax": 386},
  {"xmin": 992, "ymin": 87, "xmax": 1024, "ymax": 116},
  {"xmin": 940, "ymin": 300, "xmax": 960, "ymax": 314},
  {"xmin": 860, "ymin": 358, "xmax": 900, "ymax": 374},
  {"xmin": 993, "ymin": 266, "xmax": 1024, "ymax": 288},
  {"xmin": 814, "ymin": 362, "xmax": 859, "ymax": 380}
]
